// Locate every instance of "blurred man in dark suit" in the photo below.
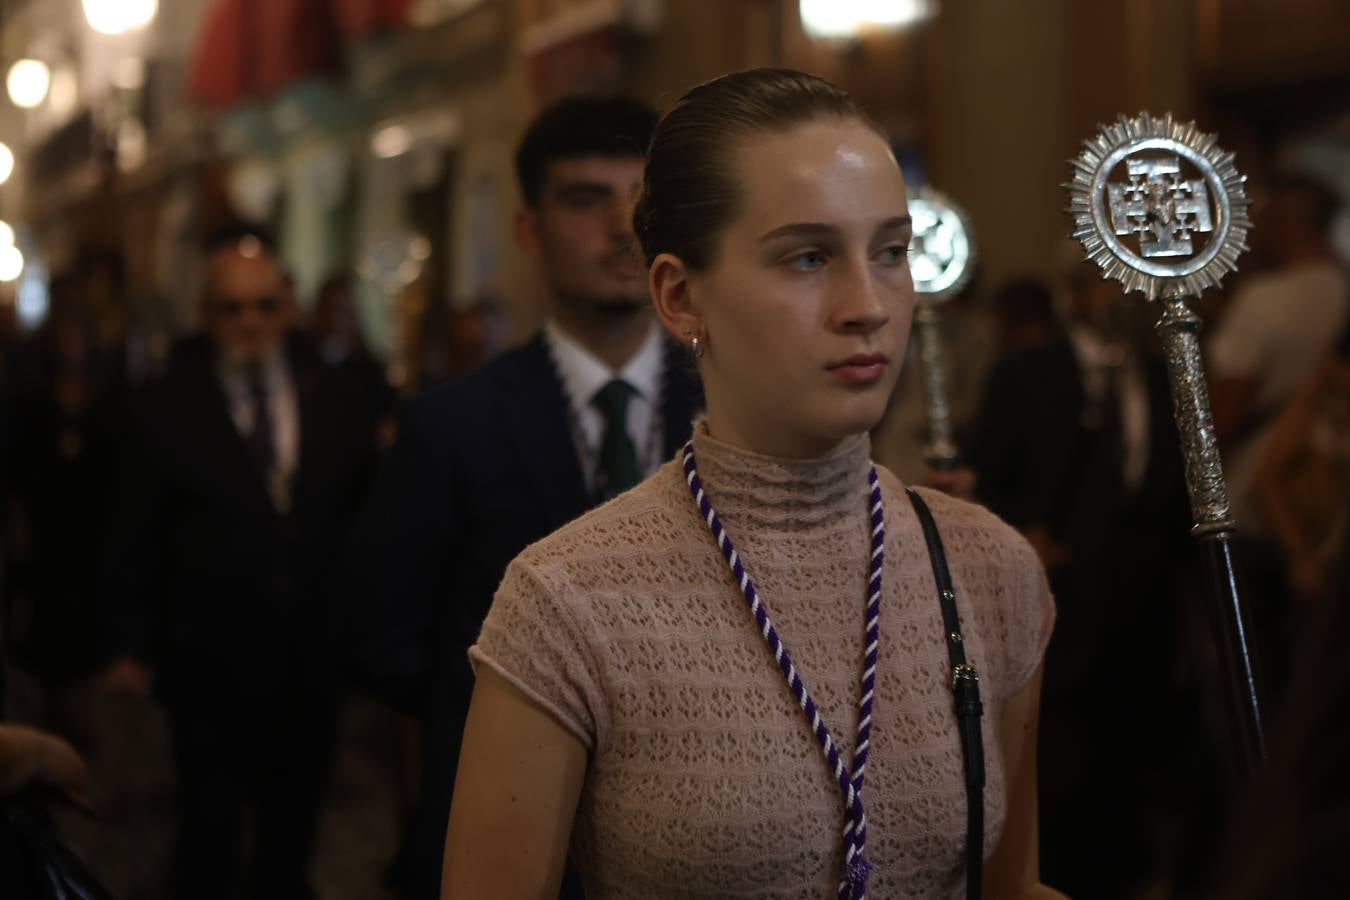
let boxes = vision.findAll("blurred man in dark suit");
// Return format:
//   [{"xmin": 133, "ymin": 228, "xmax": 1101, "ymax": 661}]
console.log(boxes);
[
  {"xmin": 970, "ymin": 268, "xmax": 1194, "ymax": 898},
  {"xmin": 99, "ymin": 228, "xmax": 382, "ymax": 900},
  {"xmin": 353, "ymin": 97, "xmax": 702, "ymax": 899}
]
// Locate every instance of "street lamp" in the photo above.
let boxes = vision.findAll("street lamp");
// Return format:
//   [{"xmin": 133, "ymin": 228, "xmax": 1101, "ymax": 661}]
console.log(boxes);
[
  {"xmin": 7, "ymin": 59, "xmax": 51, "ymax": 109},
  {"xmin": 83, "ymin": 0, "xmax": 158, "ymax": 36}
]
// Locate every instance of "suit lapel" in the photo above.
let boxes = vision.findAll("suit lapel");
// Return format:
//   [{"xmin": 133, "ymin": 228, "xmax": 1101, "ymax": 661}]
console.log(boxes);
[{"xmin": 498, "ymin": 336, "xmax": 593, "ymax": 521}]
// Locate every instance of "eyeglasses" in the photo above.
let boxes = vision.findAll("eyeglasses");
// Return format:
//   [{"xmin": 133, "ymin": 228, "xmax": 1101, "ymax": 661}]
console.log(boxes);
[{"xmin": 214, "ymin": 296, "xmax": 283, "ymax": 317}]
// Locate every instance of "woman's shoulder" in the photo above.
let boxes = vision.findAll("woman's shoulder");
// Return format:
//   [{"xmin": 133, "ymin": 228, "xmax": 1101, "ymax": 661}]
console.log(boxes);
[
  {"xmin": 875, "ymin": 467, "xmax": 1039, "ymax": 570},
  {"xmin": 511, "ymin": 458, "xmax": 695, "ymax": 584},
  {"xmin": 875, "ymin": 469, "xmax": 1054, "ymax": 700},
  {"xmin": 475, "ymin": 462, "xmax": 700, "ymax": 749}
]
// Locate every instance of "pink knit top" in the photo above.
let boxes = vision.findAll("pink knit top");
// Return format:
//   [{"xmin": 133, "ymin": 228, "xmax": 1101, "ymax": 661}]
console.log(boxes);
[{"xmin": 470, "ymin": 423, "xmax": 1054, "ymax": 898}]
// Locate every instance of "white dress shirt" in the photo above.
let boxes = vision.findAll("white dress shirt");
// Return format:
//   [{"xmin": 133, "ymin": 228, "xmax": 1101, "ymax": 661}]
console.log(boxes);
[
  {"xmin": 543, "ymin": 319, "xmax": 666, "ymax": 494},
  {"xmin": 1207, "ymin": 260, "xmax": 1349, "ymax": 536},
  {"xmin": 217, "ymin": 352, "xmax": 300, "ymax": 509}
]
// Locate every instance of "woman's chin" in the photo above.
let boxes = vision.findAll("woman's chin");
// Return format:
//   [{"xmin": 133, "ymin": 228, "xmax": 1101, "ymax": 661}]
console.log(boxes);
[
  {"xmin": 839, "ymin": 395, "xmax": 891, "ymax": 431},
  {"xmin": 805, "ymin": 405, "xmax": 889, "ymax": 444}
]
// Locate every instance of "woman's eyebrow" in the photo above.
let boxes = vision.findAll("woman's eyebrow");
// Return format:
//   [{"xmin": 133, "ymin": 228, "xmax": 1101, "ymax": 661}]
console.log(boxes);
[
  {"xmin": 758, "ymin": 215, "xmax": 912, "ymax": 243},
  {"xmin": 757, "ymin": 222, "xmax": 838, "ymax": 243},
  {"xmin": 874, "ymin": 215, "xmax": 914, "ymax": 234}
]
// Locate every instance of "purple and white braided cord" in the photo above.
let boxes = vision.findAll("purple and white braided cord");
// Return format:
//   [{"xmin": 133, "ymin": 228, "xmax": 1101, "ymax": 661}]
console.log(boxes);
[{"xmin": 682, "ymin": 442, "xmax": 885, "ymax": 900}]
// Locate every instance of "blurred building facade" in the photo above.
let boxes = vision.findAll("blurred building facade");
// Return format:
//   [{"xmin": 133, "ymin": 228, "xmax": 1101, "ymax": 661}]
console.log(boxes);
[
  {"xmin": 0, "ymin": 0, "xmax": 1346, "ymax": 391},
  {"xmin": 0, "ymin": 4, "xmax": 1347, "ymax": 899}
]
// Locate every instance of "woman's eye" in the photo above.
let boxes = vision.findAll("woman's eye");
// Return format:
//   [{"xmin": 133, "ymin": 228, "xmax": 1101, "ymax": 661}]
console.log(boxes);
[
  {"xmin": 877, "ymin": 244, "xmax": 910, "ymax": 265},
  {"xmin": 786, "ymin": 250, "xmax": 827, "ymax": 271}
]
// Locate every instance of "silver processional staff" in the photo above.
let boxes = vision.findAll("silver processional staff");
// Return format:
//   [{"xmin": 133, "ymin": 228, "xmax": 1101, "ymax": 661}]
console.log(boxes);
[
  {"xmin": 1066, "ymin": 112, "xmax": 1267, "ymax": 774},
  {"xmin": 909, "ymin": 187, "xmax": 976, "ymax": 472}
]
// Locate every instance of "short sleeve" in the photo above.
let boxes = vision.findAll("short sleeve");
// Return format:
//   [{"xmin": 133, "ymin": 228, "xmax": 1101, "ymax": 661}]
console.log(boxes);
[
  {"xmin": 1208, "ymin": 281, "xmax": 1275, "ymax": 381},
  {"xmin": 1000, "ymin": 537, "xmax": 1056, "ymax": 702},
  {"xmin": 468, "ymin": 557, "xmax": 609, "ymax": 751}
]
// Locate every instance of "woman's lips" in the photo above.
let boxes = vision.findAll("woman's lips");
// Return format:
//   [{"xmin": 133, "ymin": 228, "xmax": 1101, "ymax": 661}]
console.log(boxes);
[{"xmin": 827, "ymin": 354, "xmax": 889, "ymax": 385}]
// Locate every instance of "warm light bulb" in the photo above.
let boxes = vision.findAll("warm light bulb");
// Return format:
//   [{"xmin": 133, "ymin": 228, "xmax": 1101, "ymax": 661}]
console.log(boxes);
[
  {"xmin": 7, "ymin": 59, "xmax": 51, "ymax": 110},
  {"xmin": 0, "ymin": 244, "xmax": 24, "ymax": 282},
  {"xmin": 799, "ymin": 0, "xmax": 861, "ymax": 38},
  {"xmin": 83, "ymin": 0, "xmax": 158, "ymax": 35},
  {"xmin": 0, "ymin": 144, "xmax": 13, "ymax": 185},
  {"xmin": 0, "ymin": 221, "xmax": 15, "ymax": 246},
  {"xmin": 800, "ymin": 0, "xmax": 933, "ymax": 40},
  {"xmin": 861, "ymin": 0, "xmax": 934, "ymax": 27}
]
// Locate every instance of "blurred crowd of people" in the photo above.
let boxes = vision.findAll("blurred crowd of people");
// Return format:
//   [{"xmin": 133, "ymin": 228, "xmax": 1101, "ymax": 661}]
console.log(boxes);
[{"xmin": 0, "ymin": 89, "xmax": 1346, "ymax": 900}]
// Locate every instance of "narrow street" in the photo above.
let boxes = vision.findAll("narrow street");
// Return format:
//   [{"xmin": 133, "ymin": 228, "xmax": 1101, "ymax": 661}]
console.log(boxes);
[{"xmin": 52, "ymin": 694, "xmax": 405, "ymax": 900}]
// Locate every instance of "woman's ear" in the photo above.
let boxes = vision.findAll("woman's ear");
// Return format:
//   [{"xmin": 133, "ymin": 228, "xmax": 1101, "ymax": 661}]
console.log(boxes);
[{"xmin": 650, "ymin": 252, "xmax": 701, "ymax": 350}]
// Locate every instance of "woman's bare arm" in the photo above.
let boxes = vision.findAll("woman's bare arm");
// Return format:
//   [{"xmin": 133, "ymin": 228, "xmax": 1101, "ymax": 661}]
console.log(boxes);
[
  {"xmin": 442, "ymin": 666, "xmax": 589, "ymax": 900},
  {"xmin": 984, "ymin": 667, "xmax": 1069, "ymax": 899}
]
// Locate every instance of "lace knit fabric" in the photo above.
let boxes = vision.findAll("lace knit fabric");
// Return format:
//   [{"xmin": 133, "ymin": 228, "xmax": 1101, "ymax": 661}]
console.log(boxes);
[{"xmin": 470, "ymin": 423, "xmax": 1055, "ymax": 898}]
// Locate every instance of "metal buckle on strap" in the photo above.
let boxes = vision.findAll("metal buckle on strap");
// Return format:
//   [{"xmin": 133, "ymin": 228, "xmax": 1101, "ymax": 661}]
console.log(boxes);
[{"xmin": 953, "ymin": 664, "xmax": 980, "ymax": 688}]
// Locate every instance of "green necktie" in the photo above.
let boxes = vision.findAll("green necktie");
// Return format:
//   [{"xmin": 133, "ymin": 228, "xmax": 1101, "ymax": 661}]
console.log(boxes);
[{"xmin": 593, "ymin": 379, "xmax": 641, "ymax": 496}]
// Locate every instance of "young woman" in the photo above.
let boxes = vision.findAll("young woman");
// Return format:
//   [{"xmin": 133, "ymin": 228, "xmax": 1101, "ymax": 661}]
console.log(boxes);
[{"xmin": 444, "ymin": 69, "xmax": 1061, "ymax": 899}]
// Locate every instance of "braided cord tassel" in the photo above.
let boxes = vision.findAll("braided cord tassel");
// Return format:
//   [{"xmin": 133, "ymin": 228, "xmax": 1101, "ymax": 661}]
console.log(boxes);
[
  {"xmin": 682, "ymin": 443, "xmax": 884, "ymax": 899},
  {"xmin": 843, "ymin": 469, "xmax": 885, "ymax": 898}
]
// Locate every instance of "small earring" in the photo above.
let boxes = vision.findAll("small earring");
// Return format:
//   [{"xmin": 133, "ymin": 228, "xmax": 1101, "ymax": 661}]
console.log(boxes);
[
  {"xmin": 692, "ymin": 336, "xmax": 704, "ymax": 359},
  {"xmin": 681, "ymin": 325, "xmax": 692, "ymax": 336}
]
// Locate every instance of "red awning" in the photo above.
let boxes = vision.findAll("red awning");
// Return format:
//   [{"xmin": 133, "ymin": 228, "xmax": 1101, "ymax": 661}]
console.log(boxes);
[{"xmin": 188, "ymin": 0, "xmax": 410, "ymax": 108}]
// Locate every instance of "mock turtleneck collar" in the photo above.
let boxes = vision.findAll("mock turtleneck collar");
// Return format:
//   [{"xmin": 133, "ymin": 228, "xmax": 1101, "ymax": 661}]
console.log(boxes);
[{"xmin": 687, "ymin": 420, "xmax": 874, "ymax": 530}]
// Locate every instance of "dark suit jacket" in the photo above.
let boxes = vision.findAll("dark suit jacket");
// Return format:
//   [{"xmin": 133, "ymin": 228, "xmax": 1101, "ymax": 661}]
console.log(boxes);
[
  {"xmin": 971, "ymin": 337, "xmax": 1186, "ymax": 551},
  {"xmin": 99, "ymin": 333, "xmax": 381, "ymax": 706},
  {"xmin": 354, "ymin": 332, "xmax": 701, "ymax": 898},
  {"xmin": 969, "ymin": 336, "xmax": 1191, "ymax": 690}
]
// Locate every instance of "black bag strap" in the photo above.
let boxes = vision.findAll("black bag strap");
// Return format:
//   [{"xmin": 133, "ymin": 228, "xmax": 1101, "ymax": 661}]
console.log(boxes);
[{"xmin": 906, "ymin": 488, "xmax": 984, "ymax": 900}]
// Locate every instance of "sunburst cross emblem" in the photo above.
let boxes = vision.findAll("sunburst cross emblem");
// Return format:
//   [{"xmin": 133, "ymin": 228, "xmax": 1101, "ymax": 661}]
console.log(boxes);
[
  {"xmin": 1067, "ymin": 112, "xmax": 1251, "ymax": 300},
  {"xmin": 908, "ymin": 187, "xmax": 975, "ymax": 302}
]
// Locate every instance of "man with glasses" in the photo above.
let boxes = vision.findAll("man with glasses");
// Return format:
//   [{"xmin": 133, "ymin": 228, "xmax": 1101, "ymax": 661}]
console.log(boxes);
[{"xmin": 98, "ymin": 227, "xmax": 382, "ymax": 900}]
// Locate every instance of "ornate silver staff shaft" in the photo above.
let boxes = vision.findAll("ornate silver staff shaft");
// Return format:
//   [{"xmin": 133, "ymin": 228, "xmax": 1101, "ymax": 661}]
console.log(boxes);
[
  {"xmin": 1155, "ymin": 284, "xmax": 1266, "ymax": 772},
  {"xmin": 1069, "ymin": 112, "xmax": 1267, "ymax": 774},
  {"xmin": 1156, "ymin": 285, "xmax": 1233, "ymax": 535},
  {"xmin": 908, "ymin": 188, "xmax": 975, "ymax": 472}
]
